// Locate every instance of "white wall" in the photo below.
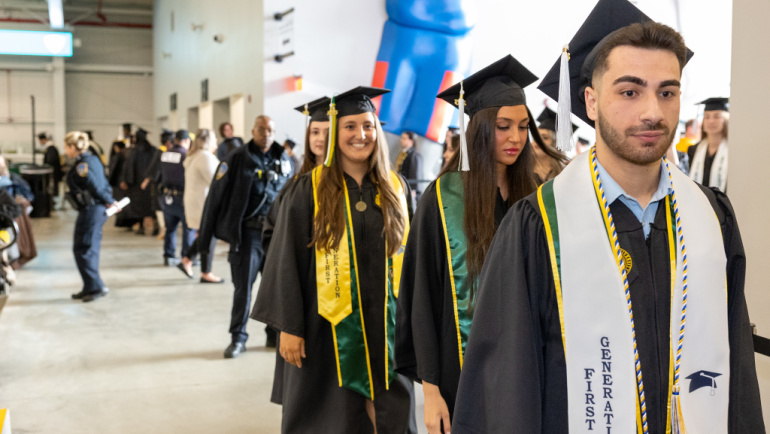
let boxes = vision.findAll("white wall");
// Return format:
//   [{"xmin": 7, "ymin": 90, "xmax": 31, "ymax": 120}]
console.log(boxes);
[
  {"xmin": 153, "ymin": 0, "xmax": 263, "ymax": 141},
  {"xmin": 261, "ymin": 0, "xmax": 387, "ymax": 149},
  {"xmin": 0, "ymin": 22, "xmax": 153, "ymax": 158},
  {"xmin": 729, "ymin": 0, "xmax": 770, "ymax": 424}
]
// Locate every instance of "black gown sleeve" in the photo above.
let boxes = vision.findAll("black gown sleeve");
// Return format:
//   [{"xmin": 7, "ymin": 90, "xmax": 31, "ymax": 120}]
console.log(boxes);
[
  {"xmin": 262, "ymin": 177, "xmax": 296, "ymax": 255},
  {"xmin": 198, "ymin": 160, "xmax": 232, "ymax": 255},
  {"xmin": 703, "ymin": 187, "xmax": 767, "ymax": 433},
  {"xmin": 453, "ymin": 199, "xmax": 559, "ymax": 433},
  {"xmin": 251, "ymin": 176, "xmax": 314, "ymax": 337},
  {"xmin": 395, "ymin": 182, "xmax": 444, "ymax": 384}
]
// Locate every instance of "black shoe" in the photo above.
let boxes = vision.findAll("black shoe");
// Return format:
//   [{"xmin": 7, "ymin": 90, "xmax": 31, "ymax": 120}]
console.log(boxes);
[
  {"xmin": 164, "ymin": 257, "xmax": 180, "ymax": 266},
  {"xmin": 71, "ymin": 290, "xmax": 87, "ymax": 300},
  {"xmin": 200, "ymin": 277, "xmax": 225, "ymax": 284},
  {"xmin": 224, "ymin": 342, "xmax": 246, "ymax": 359},
  {"xmin": 177, "ymin": 262, "xmax": 194, "ymax": 279},
  {"xmin": 82, "ymin": 288, "xmax": 109, "ymax": 303}
]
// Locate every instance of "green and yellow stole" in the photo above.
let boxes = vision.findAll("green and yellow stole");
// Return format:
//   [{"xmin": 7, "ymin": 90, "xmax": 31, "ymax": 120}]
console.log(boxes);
[
  {"xmin": 435, "ymin": 171, "xmax": 473, "ymax": 368},
  {"xmin": 312, "ymin": 166, "xmax": 410, "ymax": 399}
]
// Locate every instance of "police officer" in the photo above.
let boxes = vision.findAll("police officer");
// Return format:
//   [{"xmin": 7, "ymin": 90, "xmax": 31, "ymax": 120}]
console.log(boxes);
[
  {"xmin": 64, "ymin": 131, "xmax": 121, "ymax": 302},
  {"xmin": 156, "ymin": 130, "xmax": 195, "ymax": 266},
  {"xmin": 198, "ymin": 115, "xmax": 291, "ymax": 358}
]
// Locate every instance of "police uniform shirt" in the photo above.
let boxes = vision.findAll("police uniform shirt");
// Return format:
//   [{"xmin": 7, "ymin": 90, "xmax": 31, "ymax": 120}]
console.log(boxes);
[
  {"xmin": 67, "ymin": 153, "xmax": 116, "ymax": 206},
  {"xmin": 159, "ymin": 144, "xmax": 187, "ymax": 190}
]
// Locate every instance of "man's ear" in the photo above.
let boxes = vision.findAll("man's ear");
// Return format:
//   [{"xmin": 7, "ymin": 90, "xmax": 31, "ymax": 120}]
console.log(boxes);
[{"xmin": 585, "ymin": 85, "xmax": 599, "ymax": 122}]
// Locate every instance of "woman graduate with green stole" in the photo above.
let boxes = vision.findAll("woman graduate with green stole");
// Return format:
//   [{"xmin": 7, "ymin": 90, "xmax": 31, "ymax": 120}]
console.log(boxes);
[
  {"xmin": 253, "ymin": 86, "xmax": 416, "ymax": 433},
  {"xmin": 394, "ymin": 54, "xmax": 561, "ymax": 434}
]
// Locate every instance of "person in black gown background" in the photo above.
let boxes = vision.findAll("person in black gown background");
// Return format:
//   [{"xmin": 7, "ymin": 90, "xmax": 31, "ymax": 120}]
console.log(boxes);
[
  {"xmin": 122, "ymin": 128, "xmax": 159, "ymax": 235},
  {"xmin": 252, "ymin": 87, "xmax": 417, "ymax": 433}
]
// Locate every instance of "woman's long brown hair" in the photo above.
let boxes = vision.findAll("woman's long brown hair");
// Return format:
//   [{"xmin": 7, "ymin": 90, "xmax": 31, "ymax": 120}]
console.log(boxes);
[
  {"xmin": 310, "ymin": 117, "xmax": 406, "ymax": 257},
  {"xmin": 439, "ymin": 105, "xmax": 561, "ymax": 309}
]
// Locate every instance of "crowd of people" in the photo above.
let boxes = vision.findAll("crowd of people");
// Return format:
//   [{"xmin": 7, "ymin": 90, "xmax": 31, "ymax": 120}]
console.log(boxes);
[{"xmin": 35, "ymin": 0, "xmax": 760, "ymax": 432}]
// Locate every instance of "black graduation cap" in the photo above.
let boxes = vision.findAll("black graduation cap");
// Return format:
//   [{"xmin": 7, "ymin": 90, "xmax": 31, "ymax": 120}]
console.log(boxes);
[
  {"xmin": 686, "ymin": 370, "xmax": 722, "ymax": 393},
  {"xmin": 538, "ymin": 0, "xmax": 694, "ymax": 129},
  {"xmin": 537, "ymin": 107, "xmax": 578, "ymax": 133},
  {"xmin": 37, "ymin": 132, "xmax": 48, "ymax": 140},
  {"xmin": 135, "ymin": 128, "xmax": 149, "ymax": 142},
  {"xmin": 577, "ymin": 137, "xmax": 590, "ymax": 145},
  {"xmin": 436, "ymin": 54, "xmax": 537, "ymax": 117},
  {"xmin": 294, "ymin": 96, "xmax": 332, "ymax": 123},
  {"xmin": 160, "ymin": 128, "xmax": 174, "ymax": 143},
  {"xmin": 699, "ymin": 97, "xmax": 729, "ymax": 112},
  {"xmin": 122, "ymin": 123, "xmax": 132, "ymax": 130},
  {"xmin": 333, "ymin": 86, "xmax": 390, "ymax": 118}
]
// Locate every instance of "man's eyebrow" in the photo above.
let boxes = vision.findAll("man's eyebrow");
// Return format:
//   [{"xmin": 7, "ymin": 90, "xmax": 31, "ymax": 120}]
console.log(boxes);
[
  {"xmin": 659, "ymin": 79, "xmax": 681, "ymax": 88},
  {"xmin": 613, "ymin": 75, "xmax": 646, "ymax": 86}
]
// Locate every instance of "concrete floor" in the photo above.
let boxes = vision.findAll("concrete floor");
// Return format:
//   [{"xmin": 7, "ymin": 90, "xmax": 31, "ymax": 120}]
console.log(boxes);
[{"xmin": 0, "ymin": 210, "xmax": 427, "ymax": 433}]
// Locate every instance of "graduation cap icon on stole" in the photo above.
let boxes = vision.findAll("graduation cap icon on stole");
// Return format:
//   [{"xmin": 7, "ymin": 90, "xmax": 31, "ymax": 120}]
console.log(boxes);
[{"xmin": 686, "ymin": 370, "xmax": 722, "ymax": 395}]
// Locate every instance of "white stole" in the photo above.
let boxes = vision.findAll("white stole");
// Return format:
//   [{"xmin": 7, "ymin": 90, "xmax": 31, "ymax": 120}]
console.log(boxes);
[
  {"xmin": 552, "ymin": 152, "xmax": 730, "ymax": 433},
  {"xmin": 689, "ymin": 140, "xmax": 728, "ymax": 191}
]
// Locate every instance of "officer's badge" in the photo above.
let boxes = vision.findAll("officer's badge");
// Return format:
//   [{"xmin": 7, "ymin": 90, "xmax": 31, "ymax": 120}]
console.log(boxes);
[
  {"xmin": 216, "ymin": 163, "xmax": 228, "ymax": 180},
  {"xmin": 76, "ymin": 162, "xmax": 88, "ymax": 177},
  {"xmin": 165, "ymin": 195, "xmax": 174, "ymax": 206},
  {"xmin": 620, "ymin": 248, "xmax": 633, "ymax": 273}
]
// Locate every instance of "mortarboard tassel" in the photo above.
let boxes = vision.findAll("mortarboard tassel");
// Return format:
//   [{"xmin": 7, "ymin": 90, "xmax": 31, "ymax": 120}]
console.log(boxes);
[
  {"xmin": 556, "ymin": 45, "xmax": 574, "ymax": 153},
  {"xmin": 303, "ymin": 103, "xmax": 310, "ymax": 129},
  {"xmin": 458, "ymin": 80, "xmax": 470, "ymax": 172},
  {"xmin": 324, "ymin": 96, "xmax": 338, "ymax": 167}
]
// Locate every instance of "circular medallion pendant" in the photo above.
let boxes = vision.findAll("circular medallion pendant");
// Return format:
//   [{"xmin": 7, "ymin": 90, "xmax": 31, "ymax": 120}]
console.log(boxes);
[{"xmin": 355, "ymin": 201, "xmax": 367, "ymax": 212}]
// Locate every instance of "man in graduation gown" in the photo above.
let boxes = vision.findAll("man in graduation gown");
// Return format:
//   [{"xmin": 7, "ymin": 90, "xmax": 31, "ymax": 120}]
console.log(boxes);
[{"xmin": 452, "ymin": 1, "xmax": 764, "ymax": 433}]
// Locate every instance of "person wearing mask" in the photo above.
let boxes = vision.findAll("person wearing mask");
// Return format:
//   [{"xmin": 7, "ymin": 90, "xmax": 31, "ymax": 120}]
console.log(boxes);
[
  {"xmin": 197, "ymin": 115, "xmax": 292, "ymax": 358},
  {"xmin": 177, "ymin": 129, "xmax": 224, "ymax": 284},
  {"xmin": 395, "ymin": 55, "xmax": 554, "ymax": 433},
  {"xmin": 688, "ymin": 98, "xmax": 729, "ymax": 192},
  {"xmin": 156, "ymin": 130, "xmax": 194, "ymax": 266},
  {"xmin": 64, "ymin": 131, "xmax": 121, "ymax": 303},
  {"xmin": 122, "ymin": 129, "xmax": 159, "ymax": 235},
  {"xmin": 252, "ymin": 87, "xmax": 415, "ymax": 433},
  {"xmin": 216, "ymin": 122, "xmax": 244, "ymax": 160},
  {"xmin": 452, "ymin": 2, "xmax": 764, "ymax": 432}
]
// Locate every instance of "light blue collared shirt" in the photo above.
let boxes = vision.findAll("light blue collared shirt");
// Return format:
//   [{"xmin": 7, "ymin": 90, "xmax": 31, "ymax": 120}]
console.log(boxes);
[{"xmin": 595, "ymin": 159, "xmax": 673, "ymax": 238}]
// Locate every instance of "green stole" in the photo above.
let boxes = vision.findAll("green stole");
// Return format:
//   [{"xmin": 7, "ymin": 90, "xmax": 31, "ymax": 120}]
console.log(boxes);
[
  {"xmin": 436, "ymin": 171, "xmax": 473, "ymax": 368},
  {"xmin": 312, "ymin": 167, "xmax": 409, "ymax": 399}
]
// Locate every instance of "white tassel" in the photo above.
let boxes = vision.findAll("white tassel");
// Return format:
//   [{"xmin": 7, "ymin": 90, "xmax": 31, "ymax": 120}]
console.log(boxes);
[
  {"xmin": 458, "ymin": 80, "xmax": 470, "ymax": 171},
  {"xmin": 556, "ymin": 45, "xmax": 574, "ymax": 153},
  {"xmin": 303, "ymin": 103, "xmax": 310, "ymax": 129}
]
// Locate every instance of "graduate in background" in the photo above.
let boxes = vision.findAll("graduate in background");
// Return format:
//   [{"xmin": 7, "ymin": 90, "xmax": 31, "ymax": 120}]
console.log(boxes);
[
  {"xmin": 252, "ymin": 87, "xmax": 416, "ymax": 433},
  {"xmin": 258, "ymin": 97, "xmax": 329, "ymax": 398},
  {"xmin": 533, "ymin": 107, "xmax": 571, "ymax": 183},
  {"xmin": 452, "ymin": 0, "xmax": 764, "ymax": 433},
  {"xmin": 395, "ymin": 54, "xmax": 556, "ymax": 434},
  {"xmin": 688, "ymin": 98, "xmax": 729, "ymax": 191}
]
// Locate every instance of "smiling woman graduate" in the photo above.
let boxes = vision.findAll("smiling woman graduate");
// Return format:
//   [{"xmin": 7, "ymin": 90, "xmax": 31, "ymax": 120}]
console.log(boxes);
[
  {"xmin": 394, "ymin": 54, "xmax": 557, "ymax": 434},
  {"xmin": 252, "ymin": 86, "xmax": 416, "ymax": 433}
]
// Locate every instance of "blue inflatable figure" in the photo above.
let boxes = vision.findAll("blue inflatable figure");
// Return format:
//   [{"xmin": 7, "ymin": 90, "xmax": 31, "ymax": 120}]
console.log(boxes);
[{"xmin": 372, "ymin": 0, "xmax": 475, "ymax": 142}]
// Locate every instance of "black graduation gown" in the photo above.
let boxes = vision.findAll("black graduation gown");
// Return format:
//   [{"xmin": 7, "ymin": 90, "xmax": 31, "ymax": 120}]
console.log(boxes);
[
  {"xmin": 452, "ymin": 186, "xmax": 765, "ymax": 433},
  {"xmin": 252, "ymin": 172, "xmax": 417, "ymax": 434},
  {"xmin": 43, "ymin": 145, "xmax": 63, "ymax": 184},
  {"xmin": 395, "ymin": 181, "xmax": 506, "ymax": 419},
  {"xmin": 123, "ymin": 145, "xmax": 158, "ymax": 219},
  {"xmin": 108, "ymin": 148, "xmax": 133, "ymax": 227}
]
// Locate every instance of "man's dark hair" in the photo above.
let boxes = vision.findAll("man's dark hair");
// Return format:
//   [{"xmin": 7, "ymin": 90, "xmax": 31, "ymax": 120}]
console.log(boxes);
[
  {"xmin": 593, "ymin": 21, "xmax": 687, "ymax": 81},
  {"xmin": 685, "ymin": 119, "xmax": 695, "ymax": 129},
  {"xmin": 37, "ymin": 132, "xmax": 48, "ymax": 140},
  {"xmin": 218, "ymin": 122, "xmax": 232, "ymax": 137},
  {"xmin": 403, "ymin": 131, "xmax": 415, "ymax": 141},
  {"xmin": 284, "ymin": 139, "xmax": 296, "ymax": 150}
]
